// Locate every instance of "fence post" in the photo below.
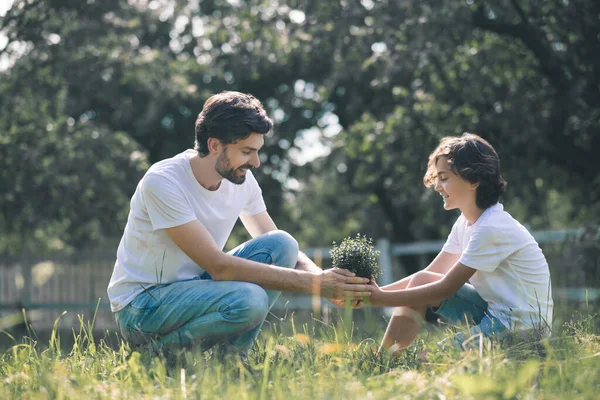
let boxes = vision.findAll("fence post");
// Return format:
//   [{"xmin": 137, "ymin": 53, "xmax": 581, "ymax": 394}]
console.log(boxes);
[
  {"xmin": 22, "ymin": 257, "xmax": 33, "ymax": 309},
  {"xmin": 376, "ymin": 238, "xmax": 393, "ymax": 286}
]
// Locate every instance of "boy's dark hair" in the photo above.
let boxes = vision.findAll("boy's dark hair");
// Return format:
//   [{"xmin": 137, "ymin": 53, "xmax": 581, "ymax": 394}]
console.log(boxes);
[
  {"xmin": 424, "ymin": 133, "xmax": 507, "ymax": 209},
  {"xmin": 194, "ymin": 91, "xmax": 273, "ymax": 156}
]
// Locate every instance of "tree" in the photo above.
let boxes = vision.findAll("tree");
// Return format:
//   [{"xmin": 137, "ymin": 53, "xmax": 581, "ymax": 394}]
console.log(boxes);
[
  {"xmin": 289, "ymin": 0, "xmax": 600, "ymax": 244},
  {"xmin": 0, "ymin": 64, "xmax": 149, "ymax": 254},
  {"xmin": 1, "ymin": 0, "xmax": 597, "ymax": 259}
]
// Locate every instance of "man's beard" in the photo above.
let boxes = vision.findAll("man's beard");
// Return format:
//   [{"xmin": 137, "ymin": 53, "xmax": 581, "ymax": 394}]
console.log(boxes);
[{"xmin": 215, "ymin": 148, "xmax": 252, "ymax": 185}]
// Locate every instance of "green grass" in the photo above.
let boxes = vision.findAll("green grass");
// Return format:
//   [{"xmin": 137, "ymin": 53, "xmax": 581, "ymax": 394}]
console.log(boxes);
[{"xmin": 1, "ymin": 306, "xmax": 599, "ymax": 400}]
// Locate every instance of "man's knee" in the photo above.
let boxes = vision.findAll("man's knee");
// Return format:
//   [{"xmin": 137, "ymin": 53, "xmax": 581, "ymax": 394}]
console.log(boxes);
[
  {"xmin": 225, "ymin": 283, "xmax": 270, "ymax": 327},
  {"xmin": 265, "ymin": 230, "xmax": 299, "ymax": 268}
]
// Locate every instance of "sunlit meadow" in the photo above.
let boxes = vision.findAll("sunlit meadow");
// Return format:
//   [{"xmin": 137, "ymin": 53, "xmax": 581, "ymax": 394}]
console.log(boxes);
[{"xmin": 1, "ymin": 301, "xmax": 598, "ymax": 400}]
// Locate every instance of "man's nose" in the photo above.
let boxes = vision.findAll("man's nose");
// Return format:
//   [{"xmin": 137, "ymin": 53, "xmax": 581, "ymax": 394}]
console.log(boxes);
[{"xmin": 251, "ymin": 153, "xmax": 261, "ymax": 168}]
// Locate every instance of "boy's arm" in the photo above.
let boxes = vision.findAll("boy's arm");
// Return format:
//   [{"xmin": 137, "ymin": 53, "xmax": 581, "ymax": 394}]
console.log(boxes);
[
  {"xmin": 425, "ymin": 251, "xmax": 461, "ymax": 274},
  {"xmin": 370, "ymin": 262, "xmax": 476, "ymax": 307},
  {"xmin": 166, "ymin": 220, "xmax": 372, "ymax": 299},
  {"xmin": 381, "ymin": 251, "xmax": 460, "ymax": 291}
]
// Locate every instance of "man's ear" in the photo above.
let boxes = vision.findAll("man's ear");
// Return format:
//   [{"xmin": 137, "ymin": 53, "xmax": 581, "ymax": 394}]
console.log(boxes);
[{"xmin": 207, "ymin": 138, "xmax": 222, "ymax": 154}]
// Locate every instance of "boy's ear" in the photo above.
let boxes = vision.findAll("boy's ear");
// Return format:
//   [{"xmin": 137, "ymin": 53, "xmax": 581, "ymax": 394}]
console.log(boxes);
[{"xmin": 469, "ymin": 181, "xmax": 480, "ymax": 190}]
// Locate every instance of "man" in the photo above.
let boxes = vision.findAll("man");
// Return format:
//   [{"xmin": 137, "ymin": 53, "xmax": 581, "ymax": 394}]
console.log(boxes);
[{"xmin": 107, "ymin": 91, "xmax": 371, "ymax": 353}]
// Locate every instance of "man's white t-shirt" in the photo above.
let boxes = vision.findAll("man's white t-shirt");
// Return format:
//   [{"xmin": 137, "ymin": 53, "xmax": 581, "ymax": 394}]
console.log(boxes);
[
  {"xmin": 107, "ymin": 149, "xmax": 267, "ymax": 312},
  {"xmin": 442, "ymin": 203, "xmax": 554, "ymax": 332}
]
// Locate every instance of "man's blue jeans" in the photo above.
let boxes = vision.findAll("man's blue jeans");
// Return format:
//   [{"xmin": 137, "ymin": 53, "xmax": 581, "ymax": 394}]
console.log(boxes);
[{"xmin": 114, "ymin": 230, "xmax": 299, "ymax": 353}]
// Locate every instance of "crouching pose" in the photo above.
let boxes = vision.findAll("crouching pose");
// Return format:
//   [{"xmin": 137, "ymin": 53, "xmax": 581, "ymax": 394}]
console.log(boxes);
[
  {"xmin": 370, "ymin": 133, "xmax": 553, "ymax": 352},
  {"xmin": 107, "ymin": 91, "xmax": 371, "ymax": 355}
]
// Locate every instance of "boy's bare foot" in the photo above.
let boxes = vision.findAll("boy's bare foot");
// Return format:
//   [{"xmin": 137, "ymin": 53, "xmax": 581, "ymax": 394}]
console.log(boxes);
[{"xmin": 377, "ymin": 343, "xmax": 405, "ymax": 360}]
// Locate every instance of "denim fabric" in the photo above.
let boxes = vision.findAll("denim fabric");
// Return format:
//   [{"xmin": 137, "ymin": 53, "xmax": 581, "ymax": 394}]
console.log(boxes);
[
  {"xmin": 429, "ymin": 283, "xmax": 506, "ymax": 339},
  {"xmin": 115, "ymin": 230, "xmax": 299, "ymax": 353}
]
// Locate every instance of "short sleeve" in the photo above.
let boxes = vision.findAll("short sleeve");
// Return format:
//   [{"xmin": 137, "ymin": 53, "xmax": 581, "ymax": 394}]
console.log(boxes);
[
  {"xmin": 459, "ymin": 225, "xmax": 513, "ymax": 272},
  {"xmin": 441, "ymin": 217, "xmax": 463, "ymax": 254},
  {"xmin": 141, "ymin": 173, "xmax": 197, "ymax": 230},
  {"xmin": 241, "ymin": 171, "xmax": 267, "ymax": 216}
]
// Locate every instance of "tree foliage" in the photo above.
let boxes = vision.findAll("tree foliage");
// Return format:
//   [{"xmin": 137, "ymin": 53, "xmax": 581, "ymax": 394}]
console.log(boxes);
[{"xmin": 1, "ymin": 0, "xmax": 598, "ymax": 256}]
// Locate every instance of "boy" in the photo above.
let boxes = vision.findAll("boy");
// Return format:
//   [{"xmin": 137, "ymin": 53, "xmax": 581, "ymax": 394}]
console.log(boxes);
[{"xmin": 369, "ymin": 133, "xmax": 553, "ymax": 352}]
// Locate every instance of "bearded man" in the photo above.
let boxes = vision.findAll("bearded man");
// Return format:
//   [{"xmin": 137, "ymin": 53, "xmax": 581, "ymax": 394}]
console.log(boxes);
[{"xmin": 107, "ymin": 91, "xmax": 371, "ymax": 354}]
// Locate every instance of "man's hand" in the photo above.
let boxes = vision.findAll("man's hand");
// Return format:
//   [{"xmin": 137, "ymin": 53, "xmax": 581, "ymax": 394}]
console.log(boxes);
[{"xmin": 315, "ymin": 268, "xmax": 372, "ymax": 300}]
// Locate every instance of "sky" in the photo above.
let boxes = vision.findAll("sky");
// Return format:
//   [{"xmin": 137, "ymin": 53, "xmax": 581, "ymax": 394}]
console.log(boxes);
[
  {"xmin": 0, "ymin": 0, "xmax": 13, "ymax": 16},
  {"xmin": 0, "ymin": 0, "xmax": 16, "ymax": 71}
]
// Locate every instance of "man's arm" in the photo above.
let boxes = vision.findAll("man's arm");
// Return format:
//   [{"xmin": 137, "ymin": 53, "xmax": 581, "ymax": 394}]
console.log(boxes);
[
  {"xmin": 165, "ymin": 220, "xmax": 372, "ymax": 299},
  {"xmin": 240, "ymin": 211, "xmax": 338, "ymax": 271},
  {"xmin": 241, "ymin": 211, "xmax": 324, "ymax": 273},
  {"xmin": 295, "ymin": 251, "xmax": 323, "ymax": 273},
  {"xmin": 240, "ymin": 211, "xmax": 277, "ymax": 238},
  {"xmin": 239, "ymin": 210, "xmax": 365, "ymax": 306},
  {"xmin": 370, "ymin": 262, "xmax": 476, "ymax": 307}
]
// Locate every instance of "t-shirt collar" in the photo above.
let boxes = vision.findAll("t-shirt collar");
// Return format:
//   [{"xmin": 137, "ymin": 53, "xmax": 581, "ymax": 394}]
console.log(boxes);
[
  {"xmin": 466, "ymin": 203, "xmax": 502, "ymax": 228},
  {"xmin": 182, "ymin": 149, "xmax": 223, "ymax": 198}
]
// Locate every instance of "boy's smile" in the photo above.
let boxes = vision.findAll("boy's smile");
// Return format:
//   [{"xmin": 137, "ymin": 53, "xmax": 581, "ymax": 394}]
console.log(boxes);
[{"xmin": 434, "ymin": 156, "xmax": 478, "ymax": 212}]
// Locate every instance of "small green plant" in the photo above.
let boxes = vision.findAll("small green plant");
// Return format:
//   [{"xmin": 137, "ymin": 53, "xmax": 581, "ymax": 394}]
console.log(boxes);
[{"xmin": 330, "ymin": 234, "xmax": 382, "ymax": 281}]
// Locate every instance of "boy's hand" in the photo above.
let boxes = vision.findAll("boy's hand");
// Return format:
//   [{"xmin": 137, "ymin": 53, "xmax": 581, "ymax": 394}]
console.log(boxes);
[
  {"xmin": 316, "ymin": 268, "xmax": 371, "ymax": 300},
  {"xmin": 367, "ymin": 280, "xmax": 387, "ymax": 306},
  {"xmin": 327, "ymin": 298, "xmax": 364, "ymax": 308}
]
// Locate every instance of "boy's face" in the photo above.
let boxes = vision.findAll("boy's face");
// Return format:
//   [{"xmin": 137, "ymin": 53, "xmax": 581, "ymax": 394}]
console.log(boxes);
[
  {"xmin": 214, "ymin": 133, "xmax": 264, "ymax": 184},
  {"xmin": 434, "ymin": 156, "xmax": 478, "ymax": 211}
]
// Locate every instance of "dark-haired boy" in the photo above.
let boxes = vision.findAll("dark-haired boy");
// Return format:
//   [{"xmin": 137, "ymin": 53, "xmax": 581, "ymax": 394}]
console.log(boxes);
[{"xmin": 369, "ymin": 133, "xmax": 554, "ymax": 353}]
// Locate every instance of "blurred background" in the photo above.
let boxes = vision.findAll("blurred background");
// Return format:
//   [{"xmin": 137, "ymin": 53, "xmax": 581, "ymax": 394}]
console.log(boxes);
[{"xmin": 0, "ymin": 0, "xmax": 599, "ymax": 341}]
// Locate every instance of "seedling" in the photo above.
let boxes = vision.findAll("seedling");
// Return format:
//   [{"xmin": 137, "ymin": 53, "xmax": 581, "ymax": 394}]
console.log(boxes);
[{"xmin": 330, "ymin": 234, "xmax": 382, "ymax": 282}]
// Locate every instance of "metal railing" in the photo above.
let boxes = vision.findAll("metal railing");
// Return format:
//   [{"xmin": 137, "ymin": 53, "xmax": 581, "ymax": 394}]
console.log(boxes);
[{"xmin": 0, "ymin": 227, "xmax": 596, "ymax": 330}]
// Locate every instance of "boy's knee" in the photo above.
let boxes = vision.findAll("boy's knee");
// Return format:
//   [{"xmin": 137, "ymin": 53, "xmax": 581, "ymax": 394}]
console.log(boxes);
[
  {"xmin": 266, "ymin": 230, "xmax": 299, "ymax": 268},
  {"xmin": 392, "ymin": 307, "xmax": 425, "ymax": 325}
]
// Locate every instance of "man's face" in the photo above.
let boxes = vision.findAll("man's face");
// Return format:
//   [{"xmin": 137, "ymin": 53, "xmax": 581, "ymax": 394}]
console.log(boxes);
[{"xmin": 215, "ymin": 133, "xmax": 264, "ymax": 184}]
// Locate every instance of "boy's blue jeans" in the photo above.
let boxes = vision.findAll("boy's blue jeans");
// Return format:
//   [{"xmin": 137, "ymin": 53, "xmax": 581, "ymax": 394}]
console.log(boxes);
[
  {"xmin": 114, "ymin": 230, "xmax": 299, "ymax": 353},
  {"xmin": 429, "ymin": 283, "xmax": 507, "ymax": 348}
]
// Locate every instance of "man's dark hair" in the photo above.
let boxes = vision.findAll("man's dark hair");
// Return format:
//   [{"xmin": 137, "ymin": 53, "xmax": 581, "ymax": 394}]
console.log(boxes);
[
  {"xmin": 194, "ymin": 91, "xmax": 273, "ymax": 156},
  {"xmin": 424, "ymin": 133, "xmax": 507, "ymax": 209}
]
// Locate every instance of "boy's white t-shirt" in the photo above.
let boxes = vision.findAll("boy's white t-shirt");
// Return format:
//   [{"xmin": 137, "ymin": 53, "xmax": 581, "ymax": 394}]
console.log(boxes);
[
  {"xmin": 107, "ymin": 149, "xmax": 267, "ymax": 312},
  {"xmin": 442, "ymin": 203, "xmax": 553, "ymax": 332}
]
